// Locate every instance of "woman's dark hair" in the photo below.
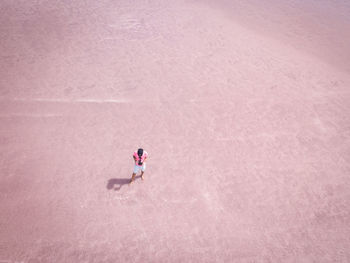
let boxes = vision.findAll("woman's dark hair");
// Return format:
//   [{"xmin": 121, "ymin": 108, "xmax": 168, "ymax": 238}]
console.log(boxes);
[{"xmin": 137, "ymin": 148, "xmax": 144, "ymax": 157}]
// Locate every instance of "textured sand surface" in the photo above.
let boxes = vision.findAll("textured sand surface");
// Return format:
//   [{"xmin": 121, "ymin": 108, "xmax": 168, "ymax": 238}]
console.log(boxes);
[{"xmin": 1, "ymin": 0, "xmax": 349, "ymax": 262}]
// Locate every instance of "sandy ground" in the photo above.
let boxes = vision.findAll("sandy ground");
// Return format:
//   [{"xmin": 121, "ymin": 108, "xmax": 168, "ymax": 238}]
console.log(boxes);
[{"xmin": 0, "ymin": 0, "xmax": 350, "ymax": 262}]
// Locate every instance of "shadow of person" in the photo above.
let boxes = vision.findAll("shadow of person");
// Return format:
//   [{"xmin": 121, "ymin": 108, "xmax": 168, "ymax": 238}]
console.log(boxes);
[{"xmin": 107, "ymin": 176, "xmax": 141, "ymax": 191}]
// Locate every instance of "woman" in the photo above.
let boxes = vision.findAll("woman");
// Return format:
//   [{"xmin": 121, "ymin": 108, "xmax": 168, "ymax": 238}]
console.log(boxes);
[{"xmin": 130, "ymin": 148, "xmax": 148, "ymax": 184}]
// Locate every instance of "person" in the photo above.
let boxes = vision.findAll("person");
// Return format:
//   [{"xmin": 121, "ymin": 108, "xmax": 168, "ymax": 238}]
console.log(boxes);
[{"xmin": 129, "ymin": 148, "xmax": 148, "ymax": 184}]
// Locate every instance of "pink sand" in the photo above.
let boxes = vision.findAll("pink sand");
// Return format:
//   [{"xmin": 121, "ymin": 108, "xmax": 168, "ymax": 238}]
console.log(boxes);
[{"xmin": 0, "ymin": 0, "xmax": 349, "ymax": 262}]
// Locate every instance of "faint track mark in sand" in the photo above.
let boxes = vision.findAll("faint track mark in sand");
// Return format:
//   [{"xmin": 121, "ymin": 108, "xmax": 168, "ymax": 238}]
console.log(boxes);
[
  {"xmin": 0, "ymin": 98, "xmax": 128, "ymax": 104},
  {"xmin": 216, "ymin": 132, "xmax": 297, "ymax": 141},
  {"xmin": 112, "ymin": 194, "xmax": 130, "ymax": 201},
  {"xmin": 0, "ymin": 113, "xmax": 62, "ymax": 118},
  {"xmin": 106, "ymin": 189, "xmax": 134, "ymax": 204},
  {"xmin": 106, "ymin": 13, "xmax": 157, "ymax": 40},
  {"xmin": 161, "ymin": 197, "xmax": 197, "ymax": 204},
  {"xmin": 108, "ymin": 15, "xmax": 141, "ymax": 30},
  {"xmin": 312, "ymin": 117, "xmax": 328, "ymax": 133}
]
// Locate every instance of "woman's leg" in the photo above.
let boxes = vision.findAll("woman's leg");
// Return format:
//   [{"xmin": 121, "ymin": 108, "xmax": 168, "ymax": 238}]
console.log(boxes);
[
  {"xmin": 130, "ymin": 172, "xmax": 137, "ymax": 184},
  {"xmin": 130, "ymin": 165, "xmax": 139, "ymax": 184},
  {"xmin": 140, "ymin": 163, "xmax": 146, "ymax": 180}
]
